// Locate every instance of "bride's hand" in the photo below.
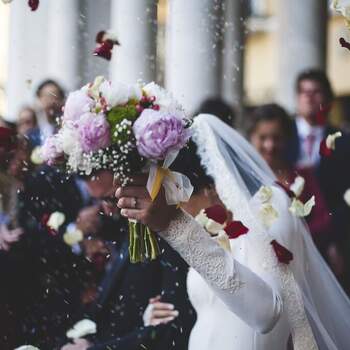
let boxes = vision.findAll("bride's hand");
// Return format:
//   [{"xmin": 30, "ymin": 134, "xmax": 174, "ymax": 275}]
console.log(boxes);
[
  {"xmin": 143, "ymin": 295, "xmax": 179, "ymax": 326},
  {"xmin": 115, "ymin": 175, "xmax": 179, "ymax": 232}
]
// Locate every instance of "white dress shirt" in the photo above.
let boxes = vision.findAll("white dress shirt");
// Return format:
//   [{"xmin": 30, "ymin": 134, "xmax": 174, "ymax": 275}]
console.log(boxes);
[{"xmin": 295, "ymin": 116, "xmax": 325, "ymax": 168}]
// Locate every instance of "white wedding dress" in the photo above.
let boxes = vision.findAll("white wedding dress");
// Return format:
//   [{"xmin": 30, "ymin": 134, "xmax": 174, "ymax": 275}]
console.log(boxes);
[
  {"xmin": 186, "ymin": 187, "xmax": 290, "ymax": 350},
  {"xmin": 158, "ymin": 115, "xmax": 350, "ymax": 350}
]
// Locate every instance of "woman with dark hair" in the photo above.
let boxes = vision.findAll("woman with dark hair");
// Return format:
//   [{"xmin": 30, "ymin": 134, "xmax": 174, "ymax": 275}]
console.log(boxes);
[
  {"xmin": 248, "ymin": 104, "xmax": 332, "ymax": 250},
  {"xmin": 117, "ymin": 114, "xmax": 350, "ymax": 350}
]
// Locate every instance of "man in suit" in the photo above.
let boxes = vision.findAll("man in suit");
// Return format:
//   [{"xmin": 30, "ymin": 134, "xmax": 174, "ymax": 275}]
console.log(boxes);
[
  {"xmin": 58, "ymin": 169, "xmax": 196, "ymax": 350},
  {"xmin": 289, "ymin": 69, "xmax": 350, "ymax": 288}
]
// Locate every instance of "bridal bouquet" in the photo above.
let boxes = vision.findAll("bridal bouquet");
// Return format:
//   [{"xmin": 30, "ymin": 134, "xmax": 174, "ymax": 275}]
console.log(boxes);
[{"xmin": 41, "ymin": 76, "xmax": 193, "ymax": 263}]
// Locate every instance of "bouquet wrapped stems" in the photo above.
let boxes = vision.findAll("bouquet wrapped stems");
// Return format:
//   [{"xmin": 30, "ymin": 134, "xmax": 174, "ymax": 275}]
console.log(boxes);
[{"xmin": 128, "ymin": 220, "xmax": 161, "ymax": 263}]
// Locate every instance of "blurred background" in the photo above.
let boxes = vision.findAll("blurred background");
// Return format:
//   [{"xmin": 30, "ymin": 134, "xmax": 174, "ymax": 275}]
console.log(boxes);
[{"xmin": 0, "ymin": 0, "xmax": 350, "ymax": 128}]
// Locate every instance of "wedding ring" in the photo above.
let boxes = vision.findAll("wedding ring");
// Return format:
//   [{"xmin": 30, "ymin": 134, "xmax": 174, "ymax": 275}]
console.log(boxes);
[{"xmin": 131, "ymin": 197, "xmax": 137, "ymax": 209}]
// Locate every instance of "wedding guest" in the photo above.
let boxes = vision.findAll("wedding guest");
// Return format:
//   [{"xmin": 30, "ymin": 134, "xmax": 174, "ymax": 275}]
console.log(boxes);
[
  {"xmin": 289, "ymin": 69, "xmax": 350, "ymax": 285},
  {"xmin": 248, "ymin": 103, "xmax": 332, "ymax": 251},
  {"xmin": 34, "ymin": 79, "xmax": 65, "ymax": 141},
  {"xmin": 60, "ymin": 169, "xmax": 195, "ymax": 350},
  {"xmin": 195, "ymin": 97, "xmax": 235, "ymax": 126},
  {"xmin": 17, "ymin": 106, "xmax": 38, "ymax": 136}
]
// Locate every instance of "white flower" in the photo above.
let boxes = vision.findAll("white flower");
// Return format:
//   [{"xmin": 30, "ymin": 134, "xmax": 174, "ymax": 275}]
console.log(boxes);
[
  {"xmin": 1, "ymin": 0, "xmax": 13, "ymax": 4},
  {"xmin": 289, "ymin": 196, "xmax": 315, "ymax": 217},
  {"xmin": 257, "ymin": 186, "xmax": 273, "ymax": 203},
  {"xmin": 14, "ymin": 346, "xmax": 40, "ymax": 350},
  {"xmin": 30, "ymin": 146, "xmax": 44, "ymax": 165},
  {"xmin": 290, "ymin": 176, "xmax": 305, "ymax": 198},
  {"xmin": 99, "ymin": 80, "xmax": 130, "ymax": 107},
  {"xmin": 214, "ymin": 231, "xmax": 231, "ymax": 252},
  {"xmin": 66, "ymin": 319, "xmax": 97, "ymax": 339},
  {"xmin": 63, "ymin": 229, "xmax": 83, "ymax": 247},
  {"xmin": 195, "ymin": 209, "xmax": 209, "ymax": 227},
  {"xmin": 343, "ymin": 189, "xmax": 350, "ymax": 206},
  {"xmin": 143, "ymin": 82, "xmax": 182, "ymax": 111},
  {"xmin": 325, "ymin": 132, "xmax": 342, "ymax": 150},
  {"xmin": 47, "ymin": 212, "xmax": 66, "ymax": 231},
  {"xmin": 259, "ymin": 203, "xmax": 279, "ymax": 228},
  {"xmin": 195, "ymin": 210, "xmax": 225, "ymax": 235}
]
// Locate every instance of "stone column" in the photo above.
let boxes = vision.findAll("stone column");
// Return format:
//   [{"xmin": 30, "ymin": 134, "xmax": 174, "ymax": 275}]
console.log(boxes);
[
  {"xmin": 165, "ymin": 0, "xmax": 223, "ymax": 115},
  {"xmin": 277, "ymin": 0, "xmax": 328, "ymax": 112},
  {"xmin": 222, "ymin": 0, "xmax": 245, "ymax": 126},
  {"xmin": 110, "ymin": 0, "xmax": 158, "ymax": 84},
  {"xmin": 6, "ymin": 1, "xmax": 49, "ymax": 120},
  {"xmin": 47, "ymin": 0, "xmax": 81, "ymax": 92}
]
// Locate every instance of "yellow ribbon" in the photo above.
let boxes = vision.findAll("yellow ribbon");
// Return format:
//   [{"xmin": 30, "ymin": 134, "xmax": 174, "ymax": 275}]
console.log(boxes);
[{"xmin": 150, "ymin": 166, "xmax": 171, "ymax": 201}]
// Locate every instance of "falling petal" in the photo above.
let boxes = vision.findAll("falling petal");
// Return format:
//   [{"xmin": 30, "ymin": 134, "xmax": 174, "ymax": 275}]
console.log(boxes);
[
  {"xmin": 271, "ymin": 240, "xmax": 293, "ymax": 264},
  {"xmin": 340, "ymin": 37, "xmax": 350, "ymax": 50},
  {"xmin": 28, "ymin": 0, "xmax": 39, "ymax": 11}
]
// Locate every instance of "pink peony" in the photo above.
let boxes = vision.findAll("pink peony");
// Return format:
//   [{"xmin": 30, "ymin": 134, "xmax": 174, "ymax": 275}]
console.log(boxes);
[
  {"xmin": 63, "ymin": 90, "xmax": 94, "ymax": 122},
  {"xmin": 133, "ymin": 109, "xmax": 191, "ymax": 160},
  {"xmin": 77, "ymin": 113, "xmax": 111, "ymax": 153}
]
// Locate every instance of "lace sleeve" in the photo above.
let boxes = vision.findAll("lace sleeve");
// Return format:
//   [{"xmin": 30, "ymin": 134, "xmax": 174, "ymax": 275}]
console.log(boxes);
[{"xmin": 159, "ymin": 210, "xmax": 283, "ymax": 333}]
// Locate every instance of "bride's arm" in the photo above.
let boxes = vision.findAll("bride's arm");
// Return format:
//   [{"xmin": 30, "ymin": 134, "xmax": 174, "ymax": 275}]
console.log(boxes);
[{"xmin": 159, "ymin": 210, "xmax": 283, "ymax": 334}]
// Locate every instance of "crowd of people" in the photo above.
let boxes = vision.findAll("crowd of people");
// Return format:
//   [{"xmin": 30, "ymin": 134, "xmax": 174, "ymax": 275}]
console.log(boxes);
[{"xmin": 1, "ymin": 68, "xmax": 350, "ymax": 350}]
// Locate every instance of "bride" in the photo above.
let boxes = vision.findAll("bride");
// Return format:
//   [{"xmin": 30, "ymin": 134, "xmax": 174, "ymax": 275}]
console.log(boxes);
[{"xmin": 116, "ymin": 114, "xmax": 350, "ymax": 350}]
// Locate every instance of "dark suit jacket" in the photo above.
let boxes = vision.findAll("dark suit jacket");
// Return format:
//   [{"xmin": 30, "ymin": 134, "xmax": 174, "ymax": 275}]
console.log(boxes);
[
  {"xmin": 72, "ymin": 226, "xmax": 196, "ymax": 350},
  {"xmin": 289, "ymin": 121, "xmax": 350, "ymax": 246}
]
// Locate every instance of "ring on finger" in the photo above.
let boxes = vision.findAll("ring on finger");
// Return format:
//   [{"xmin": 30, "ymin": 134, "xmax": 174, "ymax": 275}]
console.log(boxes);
[{"xmin": 131, "ymin": 197, "xmax": 137, "ymax": 209}]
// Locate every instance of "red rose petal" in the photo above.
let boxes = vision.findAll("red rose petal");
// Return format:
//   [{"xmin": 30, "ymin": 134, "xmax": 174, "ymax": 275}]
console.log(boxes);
[
  {"xmin": 319, "ymin": 139, "xmax": 332, "ymax": 157},
  {"xmin": 28, "ymin": 0, "xmax": 39, "ymax": 11},
  {"xmin": 96, "ymin": 31, "xmax": 106, "ymax": 44},
  {"xmin": 275, "ymin": 181, "xmax": 295, "ymax": 198},
  {"xmin": 271, "ymin": 240, "xmax": 293, "ymax": 264},
  {"xmin": 340, "ymin": 37, "xmax": 350, "ymax": 51},
  {"xmin": 224, "ymin": 220, "xmax": 249, "ymax": 239},
  {"xmin": 204, "ymin": 205, "xmax": 227, "ymax": 224},
  {"xmin": 93, "ymin": 40, "xmax": 114, "ymax": 61}
]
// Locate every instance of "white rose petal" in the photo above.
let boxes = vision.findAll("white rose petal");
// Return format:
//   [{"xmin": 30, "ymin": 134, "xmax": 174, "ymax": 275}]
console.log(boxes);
[
  {"xmin": 195, "ymin": 210, "xmax": 209, "ymax": 227},
  {"xmin": 14, "ymin": 346, "xmax": 40, "ymax": 350},
  {"xmin": 47, "ymin": 212, "xmax": 66, "ymax": 231},
  {"xmin": 257, "ymin": 186, "xmax": 273, "ymax": 203},
  {"xmin": 289, "ymin": 196, "xmax": 315, "ymax": 217},
  {"xmin": 325, "ymin": 132, "xmax": 342, "ymax": 150},
  {"xmin": 343, "ymin": 189, "xmax": 350, "ymax": 206},
  {"xmin": 63, "ymin": 229, "xmax": 83, "ymax": 247},
  {"xmin": 88, "ymin": 76, "xmax": 105, "ymax": 100},
  {"xmin": 214, "ymin": 231, "xmax": 231, "ymax": 252},
  {"xmin": 331, "ymin": 0, "xmax": 350, "ymax": 25},
  {"xmin": 104, "ymin": 30, "xmax": 119, "ymax": 42},
  {"xmin": 30, "ymin": 146, "xmax": 44, "ymax": 165},
  {"xmin": 205, "ymin": 219, "xmax": 225, "ymax": 235},
  {"xmin": 66, "ymin": 319, "xmax": 97, "ymax": 339},
  {"xmin": 259, "ymin": 203, "xmax": 279, "ymax": 228},
  {"xmin": 290, "ymin": 176, "xmax": 305, "ymax": 198}
]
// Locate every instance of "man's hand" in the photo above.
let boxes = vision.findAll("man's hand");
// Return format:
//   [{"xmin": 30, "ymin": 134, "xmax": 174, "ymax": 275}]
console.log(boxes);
[
  {"xmin": 61, "ymin": 338, "xmax": 91, "ymax": 350},
  {"xmin": 0, "ymin": 224, "xmax": 24, "ymax": 251},
  {"xmin": 115, "ymin": 175, "xmax": 179, "ymax": 232},
  {"xmin": 76, "ymin": 206, "xmax": 102, "ymax": 236}
]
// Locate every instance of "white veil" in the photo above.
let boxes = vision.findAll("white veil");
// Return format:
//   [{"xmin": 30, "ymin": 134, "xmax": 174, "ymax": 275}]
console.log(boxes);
[{"xmin": 191, "ymin": 114, "xmax": 350, "ymax": 350}]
